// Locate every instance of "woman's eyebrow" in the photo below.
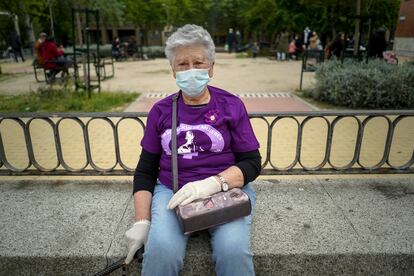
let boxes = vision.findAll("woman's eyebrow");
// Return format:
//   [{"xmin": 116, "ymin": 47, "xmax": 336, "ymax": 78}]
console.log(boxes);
[
  {"xmin": 175, "ymin": 55, "xmax": 206, "ymax": 64},
  {"xmin": 174, "ymin": 58, "xmax": 187, "ymax": 64}
]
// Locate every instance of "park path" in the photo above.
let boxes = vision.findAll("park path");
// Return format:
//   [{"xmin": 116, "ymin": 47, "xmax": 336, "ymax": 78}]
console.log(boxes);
[
  {"xmin": 0, "ymin": 54, "xmax": 316, "ymax": 111},
  {"xmin": 102, "ymin": 53, "xmax": 316, "ymax": 112},
  {"xmin": 100, "ymin": 53, "xmax": 315, "ymax": 94}
]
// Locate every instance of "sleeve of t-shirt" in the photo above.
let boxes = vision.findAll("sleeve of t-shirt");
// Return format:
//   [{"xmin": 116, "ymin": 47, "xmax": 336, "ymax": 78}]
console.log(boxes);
[
  {"xmin": 234, "ymin": 149, "xmax": 262, "ymax": 185},
  {"xmin": 133, "ymin": 149, "xmax": 160, "ymax": 194},
  {"xmin": 140, "ymin": 106, "xmax": 162, "ymax": 154},
  {"xmin": 229, "ymin": 100, "xmax": 260, "ymax": 152}
]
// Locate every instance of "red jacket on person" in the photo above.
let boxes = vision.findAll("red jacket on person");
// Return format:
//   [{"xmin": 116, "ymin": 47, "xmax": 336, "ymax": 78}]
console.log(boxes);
[{"xmin": 41, "ymin": 40, "xmax": 64, "ymax": 70}]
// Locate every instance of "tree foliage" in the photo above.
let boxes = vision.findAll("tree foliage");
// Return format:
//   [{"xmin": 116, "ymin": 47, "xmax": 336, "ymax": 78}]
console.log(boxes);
[{"xmin": 0, "ymin": 0, "xmax": 401, "ymax": 47}]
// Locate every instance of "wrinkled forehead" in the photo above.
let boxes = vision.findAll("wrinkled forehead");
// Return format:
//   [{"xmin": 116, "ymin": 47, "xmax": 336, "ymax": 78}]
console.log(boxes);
[{"xmin": 173, "ymin": 45, "xmax": 209, "ymax": 64}]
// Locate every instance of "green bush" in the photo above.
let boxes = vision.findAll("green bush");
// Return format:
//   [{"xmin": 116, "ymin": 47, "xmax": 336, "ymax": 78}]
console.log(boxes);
[{"xmin": 307, "ymin": 59, "xmax": 414, "ymax": 108}]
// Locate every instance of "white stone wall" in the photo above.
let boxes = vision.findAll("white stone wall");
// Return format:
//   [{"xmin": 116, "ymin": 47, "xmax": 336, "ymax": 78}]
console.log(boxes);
[{"xmin": 394, "ymin": 37, "xmax": 414, "ymax": 57}]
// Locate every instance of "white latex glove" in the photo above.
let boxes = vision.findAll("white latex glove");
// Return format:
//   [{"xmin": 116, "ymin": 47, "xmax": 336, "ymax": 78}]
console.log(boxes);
[
  {"xmin": 167, "ymin": 176, "xmax": 221, "ymax": 209},
  {"xmin": 125, "ymin": 219, "xmax": 150, "ymax": 264}
]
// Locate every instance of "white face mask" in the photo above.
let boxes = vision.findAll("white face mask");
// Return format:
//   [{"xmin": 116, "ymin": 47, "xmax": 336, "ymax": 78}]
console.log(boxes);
[{"xmin": 175, "ymin": 68, "xmax": 210, "ymax": 98}]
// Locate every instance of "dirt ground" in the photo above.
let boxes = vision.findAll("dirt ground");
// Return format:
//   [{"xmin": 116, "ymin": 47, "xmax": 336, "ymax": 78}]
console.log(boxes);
[{"xmin": 0, "ymin": 53, "xmax": 315, "ymax": 95}]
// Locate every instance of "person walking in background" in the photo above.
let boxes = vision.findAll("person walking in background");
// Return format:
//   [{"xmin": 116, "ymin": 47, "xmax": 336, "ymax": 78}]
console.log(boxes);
[
  {"xmin": 303, "ymin": 26, "xmax": 311, "ymax": 48},
  {"xmin": 112, "ymin": 37, "xmax": 121, "ymax": 60},
  {"xmin": 288, "ymin": 39, "xmax": 297, "ymax": 60},
  {"xmin": 226, "ymin": 28, "xmax": 234, "ymax": 53},
  {"xmin": 294, "ymin": 33, "xmax": 304, "ymax": 59},
  {"xmin": 276, "ymin": 31, "xmax": 289, "ymax": 61},
  {"xmin": 10, "ymin": 31, "xmax": 25, "ymax": 62},
  {"xmin": 369, "ymin": 28, "xmax": 387, "ymax": 59},
  {"xmin": 127, "ymin": 36, "xmax": 138, "ymax": 58},
  {"xmin": 251, "ymin": 42, "xmax": 259, "ymax": 59},
  {"xmin": 325, "ymin": 32, "xmax": 345, "ymax": 59},
  {"xmin": 308, "ymin": 32, "xmax": 321, "ymax": 50},
  {"xmin": 235, "ymin": 30, "xmax": 241, "ymax": 52},
  {"xmin": 346, "ymin": 33, "xmax": 354, "ymax": 50}
]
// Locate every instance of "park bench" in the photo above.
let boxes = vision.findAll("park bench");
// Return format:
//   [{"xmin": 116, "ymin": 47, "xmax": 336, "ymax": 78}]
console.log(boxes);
[
  {"xmin": 111, "ymin": 43, "xmax": 143, "ymax": 61},
  {"xmin": 33, "ymin": 58, "xmax": 48, "ymax": 82},
  {"xmin": 0, "ymin": 110, "xmax": 413, "ymax": 275},
  {"xmin": 302, "ymin": 49, "xmax": 325, "ymax": 71},
  {"xmin": 92, "ymin": 44, "xmax": 115, "ymax": 80},
  {"xmin": 63, "ymin": 45, "xmax": 114, "ymax": 84},
  {"xmin": 33, "ymin": 58, "xmax": 76, "ymax": 84},
  {"xmin": 299, "ymin": 49, "xmax": 325, "ymax": 91}
]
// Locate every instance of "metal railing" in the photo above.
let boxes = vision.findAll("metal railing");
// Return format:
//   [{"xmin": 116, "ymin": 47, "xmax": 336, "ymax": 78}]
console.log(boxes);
[{"xmin": 0, "ymin": 110, "xmax": 413, "ymax": 175}]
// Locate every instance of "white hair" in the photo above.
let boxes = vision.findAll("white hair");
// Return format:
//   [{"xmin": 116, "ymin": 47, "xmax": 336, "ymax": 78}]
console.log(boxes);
[{"xmin": 165, "ymin": 24, "xmax": 215, "ymax": 65}]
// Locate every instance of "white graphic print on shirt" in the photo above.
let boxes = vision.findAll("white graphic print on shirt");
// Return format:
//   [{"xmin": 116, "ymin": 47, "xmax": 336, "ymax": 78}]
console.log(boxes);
[{"xmin": 161, "ymin": 123, "xmax": 224, "ymax": 160}]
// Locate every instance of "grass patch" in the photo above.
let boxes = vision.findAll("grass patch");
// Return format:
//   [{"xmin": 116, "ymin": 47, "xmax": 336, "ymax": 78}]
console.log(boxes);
[{"xmin": 0, "ymin": 87, "xmax": 139, "ymax": 112}]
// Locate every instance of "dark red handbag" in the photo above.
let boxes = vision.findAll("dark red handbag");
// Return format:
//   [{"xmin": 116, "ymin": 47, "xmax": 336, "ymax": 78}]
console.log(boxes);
[{"xmin": 175, "ymin": 188, "xmax": 251, "ymax": 234}]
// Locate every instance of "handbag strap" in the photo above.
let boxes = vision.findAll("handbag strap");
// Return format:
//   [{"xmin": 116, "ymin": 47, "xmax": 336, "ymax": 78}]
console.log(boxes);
[{"xmin": 172, "ymin": 93, "xmax": 179, "ymax": 193}]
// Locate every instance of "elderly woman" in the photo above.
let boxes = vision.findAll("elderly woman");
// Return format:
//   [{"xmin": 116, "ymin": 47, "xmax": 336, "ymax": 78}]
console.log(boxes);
[{"xmin": 125, "ymin": 24, "xmax": 261, "ymax": 276}]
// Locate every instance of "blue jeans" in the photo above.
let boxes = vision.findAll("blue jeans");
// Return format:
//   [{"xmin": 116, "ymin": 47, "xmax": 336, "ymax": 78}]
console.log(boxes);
[{"xmin": 141, "ymin": 182, "xmax": 256, "ymax": 276}]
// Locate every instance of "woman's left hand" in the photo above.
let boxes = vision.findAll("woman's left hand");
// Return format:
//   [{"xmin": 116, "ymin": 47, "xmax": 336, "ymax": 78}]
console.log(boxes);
[{"xmin": 167, "ymin": 176, "xmax": 221, "ymax": 209}]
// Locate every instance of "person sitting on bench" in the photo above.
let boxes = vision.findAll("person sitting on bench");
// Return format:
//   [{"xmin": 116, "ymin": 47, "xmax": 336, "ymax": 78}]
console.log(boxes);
[
  {"xmin": 34, "ymin": 32, "xmax": 48, "ymax": 67},
  {"xmin": 41, "ymin": 36, "xmax": 72, "ymax": 81}
]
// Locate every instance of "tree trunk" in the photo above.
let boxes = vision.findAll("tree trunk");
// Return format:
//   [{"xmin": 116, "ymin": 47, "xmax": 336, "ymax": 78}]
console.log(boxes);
[
  {"xmin": 19, "ymin": 2, "xmax": 35, "ymax": 55},
  {"xmin": 100, "ymin": 21, "xmax": 108, "ymax": 44},
  {"xmin": 48, "ymin": 0, "xmax": 55, "ymax": 38},
  {"xmin": 24, "ymin": 13, "xmax": 36, "ymax": 54},
  {"xmin": 354, "ymin": 0, "xmax": 361, "ymax": 56},
  {"xmin": 330, "ymin": 3, "xmax": 337, "ymax": 39},
  {"xmin": 75, "ymin": 11, "xmax": 88, "ymax": 86}
]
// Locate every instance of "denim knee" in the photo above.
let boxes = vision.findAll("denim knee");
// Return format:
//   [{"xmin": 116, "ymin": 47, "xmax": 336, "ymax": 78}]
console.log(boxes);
[
  {"xmin": 211, "ymin": 231, "xmax": 254, "ymax": 276},
  {"xmin": 142, "ymin": 233, "xmax": 186, "ymax": 275},
  {"xmin": 145, "ymin": 236, "xmax": 185, "ymax": 263},
  {"xmin": 213, "ymin": 232, "xmax": 252, "ymax": 261}
]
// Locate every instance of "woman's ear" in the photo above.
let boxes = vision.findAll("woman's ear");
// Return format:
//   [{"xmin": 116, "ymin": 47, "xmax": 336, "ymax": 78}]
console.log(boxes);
[
  {"xmin": 172, "ymin": 66, "xmax": 176, "ymax": 79},
  {"xmin": 208, "ymin": 62, "xmax": 215, "ymax": 78}
]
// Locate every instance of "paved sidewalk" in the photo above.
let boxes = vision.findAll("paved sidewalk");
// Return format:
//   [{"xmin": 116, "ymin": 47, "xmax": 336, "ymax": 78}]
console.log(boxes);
[{"xmin": 0, "ymin": 176, "xmax": 413, "ymax": 275}]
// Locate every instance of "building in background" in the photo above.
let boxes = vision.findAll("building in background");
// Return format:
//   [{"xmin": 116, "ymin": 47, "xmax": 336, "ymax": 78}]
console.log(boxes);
[{"xmin": 394, "ymin": 0, "xmax": 414, "ymax": 57}]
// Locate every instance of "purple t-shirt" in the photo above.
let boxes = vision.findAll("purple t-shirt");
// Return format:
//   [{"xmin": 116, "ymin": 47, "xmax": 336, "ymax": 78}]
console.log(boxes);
[{"xmin": 141, "ymin": 85, "xmax": 260, "ymax": 190}]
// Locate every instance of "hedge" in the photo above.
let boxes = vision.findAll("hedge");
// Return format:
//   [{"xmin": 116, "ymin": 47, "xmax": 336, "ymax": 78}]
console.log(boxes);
[{"xmin": 306, "ymin": 59, "xmax": 414, "ymax": 109}]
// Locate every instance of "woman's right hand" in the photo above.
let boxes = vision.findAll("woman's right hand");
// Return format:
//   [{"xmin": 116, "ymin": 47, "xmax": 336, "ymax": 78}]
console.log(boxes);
[{"xmin": 125, "ymin": 219, "xmax": 150, "ymax": 264}]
